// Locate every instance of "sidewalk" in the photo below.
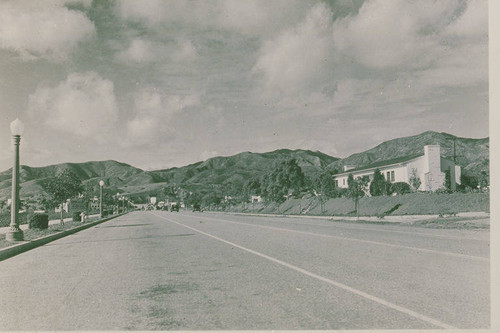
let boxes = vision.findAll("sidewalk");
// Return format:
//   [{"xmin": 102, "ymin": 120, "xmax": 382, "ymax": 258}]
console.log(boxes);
[
  {"xmin": 0, "ymin": 214, "xmax": 100, "ymax": 235},
  {"xmin": 223, "ymin": 211, "xmax": 490, "ymax": 223}
]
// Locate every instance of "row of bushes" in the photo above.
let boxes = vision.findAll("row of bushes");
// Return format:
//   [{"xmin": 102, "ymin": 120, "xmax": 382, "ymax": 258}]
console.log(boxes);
[
  {"xmin": 0, "ymin": 210, "xmax": 28, "ymax": 228},
  {"xmin": 0, "ymin": 208, "xmax": 116, "ymax": 230}
]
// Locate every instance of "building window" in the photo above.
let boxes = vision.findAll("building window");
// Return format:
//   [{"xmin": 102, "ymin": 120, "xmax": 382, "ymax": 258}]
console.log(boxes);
[
  {"xmin": 386, "ymin": 171, "xmax": 395, "ymax": 182},
  {"xmin": 335, "ymin": 180, "xmax": 338, "ymax": 187},
  {"xmin": 343, "ymin": 178, "xmax": 345, "ymax": 186}
]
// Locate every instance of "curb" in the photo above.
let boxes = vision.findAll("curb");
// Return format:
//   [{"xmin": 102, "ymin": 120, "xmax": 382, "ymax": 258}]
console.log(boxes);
[
  {"xmin": 207, "ymin": 211, "xmax": 489, "ymax": 223},
  {"xmin": 0, "ymin": 213, "xmax": 126, "ymax": 262}
]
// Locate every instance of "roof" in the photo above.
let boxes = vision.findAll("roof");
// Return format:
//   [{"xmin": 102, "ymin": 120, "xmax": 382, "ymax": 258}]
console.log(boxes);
[{"xmin": 336, "ymin": 153, "xmax": 424, "ymax": 176}]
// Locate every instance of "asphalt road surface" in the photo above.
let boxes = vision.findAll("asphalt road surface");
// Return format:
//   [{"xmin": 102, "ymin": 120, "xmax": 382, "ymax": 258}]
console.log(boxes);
[{"xmin": 0, "ymin": 211, "xmax": 489, "ymax": 330}]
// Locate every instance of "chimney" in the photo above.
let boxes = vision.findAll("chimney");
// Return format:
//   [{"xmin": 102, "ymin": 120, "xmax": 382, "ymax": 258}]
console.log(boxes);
[{"xmin": 424, "ymin": 145, "xmax": 441, "ymax": 174}]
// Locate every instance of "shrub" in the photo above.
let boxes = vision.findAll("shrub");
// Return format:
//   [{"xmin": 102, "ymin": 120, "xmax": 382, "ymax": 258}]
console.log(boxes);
[
  {"xmin": 72, "ymin": 211, "xmax": 82, "ymax": 221},
  {"xmin": 101, "ymin": 209, "xmax": 113, "ymax": 218},
  {"xmin": 29, "ymin": 213, "xmax": 49, "ymax": 229},
  {"xmin": 0, "ymin": 210, "xmax": 28, "ymax": 228},
  {"xmin": 370, "ymin": 169, "xmax": 390, "ymax": 196},
  {"xmin": 390, "ymin": 182, "xmax": 411, "ymax": 195}
]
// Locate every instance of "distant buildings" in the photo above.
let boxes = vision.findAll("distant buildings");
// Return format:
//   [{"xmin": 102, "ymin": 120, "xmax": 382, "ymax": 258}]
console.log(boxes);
[
  {"xmin": 333, "ymin": 145, "xmax": 461, "ymax": 192},
  {"xmin": 251, "ymin": 195, "xmax": 262, "ymax": 203},
  {"xmin": 89, "ymin": 196, "xmax": 99, "ymax": 210},
  {"xmin": 54, "ymin": 199, "xmax": 71, "ymax": 213}
]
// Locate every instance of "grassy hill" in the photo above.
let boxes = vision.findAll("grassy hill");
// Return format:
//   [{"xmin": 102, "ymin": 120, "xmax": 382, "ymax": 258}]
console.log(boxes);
[
  {"xmin": 0, "ymin": 131, "xmax": 489, "ymax": 204},
  {"xmin": 0, "ymin": 149, "xmax": 338, "ymax": 202}
]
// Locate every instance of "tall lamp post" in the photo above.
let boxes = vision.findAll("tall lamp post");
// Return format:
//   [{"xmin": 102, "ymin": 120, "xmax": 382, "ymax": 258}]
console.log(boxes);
[
  {"xmin": 6, "ymin": 119, "xmax": 24, "ymax": 241},
  {"xmin": 99, "ymin": 180, "xmax": 104, "ymax": 218}
]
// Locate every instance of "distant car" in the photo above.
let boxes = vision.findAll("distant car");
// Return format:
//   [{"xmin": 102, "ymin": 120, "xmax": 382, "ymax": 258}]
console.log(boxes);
[
  {"xmin": 193, "ymin": 203, "xmax": 201, "ymax": 212},
  {"xmin": 170, "ymin": 204, "xmax": 180, "ymax": 212}
]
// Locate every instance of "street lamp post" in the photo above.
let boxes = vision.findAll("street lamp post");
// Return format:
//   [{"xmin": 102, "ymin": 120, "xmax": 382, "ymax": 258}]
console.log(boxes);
[
  {"xmin": 6, "ymin": 119, "xmax": 24, "ymax": 241},
  {"xmin": 99, "ymin": 180, "xmax": 104, "ymax": 218}
]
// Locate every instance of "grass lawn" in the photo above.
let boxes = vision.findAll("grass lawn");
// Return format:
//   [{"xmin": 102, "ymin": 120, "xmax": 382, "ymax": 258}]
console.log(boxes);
[{"xmin": 0, "ymin": 217, "xmax": 98, "ymax": 250}]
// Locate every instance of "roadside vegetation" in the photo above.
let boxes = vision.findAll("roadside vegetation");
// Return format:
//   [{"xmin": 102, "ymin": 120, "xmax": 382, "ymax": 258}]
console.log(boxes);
[
  {"xmin": 226, "ymin": 192, "xmax": 489, "ymax": 217},
  {"xmin": 0, "ymin": 152, "xmax": 490, "ymax": 232},
  {"xmin": 0, "ymin": 216, "xmax": 99, "ymax": 250}
]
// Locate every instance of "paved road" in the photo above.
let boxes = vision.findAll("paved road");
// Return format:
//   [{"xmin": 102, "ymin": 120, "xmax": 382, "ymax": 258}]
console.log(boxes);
[{"xmin": 0, "ymin": 211, "xmax": 489, "ymax": 330}]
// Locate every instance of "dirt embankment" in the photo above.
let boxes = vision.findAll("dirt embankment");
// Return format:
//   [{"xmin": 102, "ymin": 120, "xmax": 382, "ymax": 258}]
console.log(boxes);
[{"xmin": 227, "ymin": 192, "xmax": 490, "ymax": 218}]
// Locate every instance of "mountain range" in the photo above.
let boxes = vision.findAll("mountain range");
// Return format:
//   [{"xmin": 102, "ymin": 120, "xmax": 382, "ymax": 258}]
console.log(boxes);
[{"xmin": 0, "ymin": 131, "xmax": 489, "ymax": 202}]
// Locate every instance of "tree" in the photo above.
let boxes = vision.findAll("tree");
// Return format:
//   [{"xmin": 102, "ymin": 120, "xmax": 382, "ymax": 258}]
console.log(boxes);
[
  {"xmin": 312, "ymin": 170, "xmax": 337, "ymax": 213},
  {"xmin": 184, "ymin": 192, "xmax": 202, "ymax": 208},
  {"xmin": 369, "ymin": 168, "xmax": 390, "ymax": 196},
  {"xmin": 43, "ymin": 169, "xmax": 83, "ymax": 224},
  {"xmin": 444, "ymin": 168, "xmax": 452, "ymax": 191},
  {"xmin": 478, "ymin": 171, "xmax": 489, "ymax": 189},
  {"xmin": 409, "ymin": 168, "xmax": 421, "ymax": 192},
  {"xmin": 164, "ymin": 184, "xmax": 179, "ymax": 200},
  {"xmin": 265, "ymin": 159, "xmax": 305, "ymax": 203},
  {"xmin": 347, "ymin": 174, "xmax": 370, "ymax": 219},
  {"xmin": 243, "ymin": 176, "xmax": 262, "ymax": 200}
]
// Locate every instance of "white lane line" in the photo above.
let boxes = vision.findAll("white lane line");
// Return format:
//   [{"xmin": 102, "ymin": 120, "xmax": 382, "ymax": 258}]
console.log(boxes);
[
  {"xmin": 183, "ymin": 214, "xmax": 489, "ymax": 262},
  {"xmin": 152, "ymin": 212, "xmax": 456, "ymax": 329}
]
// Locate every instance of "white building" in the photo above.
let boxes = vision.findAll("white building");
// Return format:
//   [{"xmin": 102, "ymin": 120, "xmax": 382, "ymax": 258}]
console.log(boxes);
[
  {"xmin": 333, "ymin": 145, "xmax": 461, "ymax": 192},
  {"xmin": 54, "ymin": 199, "xmax": 71, "ymax": 213},
  {"xmin": 251, "ymin": 195, "xmax": 262, "ymax": 203}
]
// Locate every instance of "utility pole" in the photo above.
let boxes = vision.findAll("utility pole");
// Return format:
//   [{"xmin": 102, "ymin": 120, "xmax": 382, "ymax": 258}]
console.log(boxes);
[{"xmin": 446, "ymin": 137, "xmax": 463, "ymax": 163}]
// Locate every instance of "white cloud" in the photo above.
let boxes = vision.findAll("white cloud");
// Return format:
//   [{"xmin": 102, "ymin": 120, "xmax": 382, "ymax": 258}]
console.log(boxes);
[
  {"xmin": 332, "ymin": 0, "xmax": 460, "ymax": 69},
  {"xmin": 124, "ymin": 89, "xmax": 202, "ymax": 146},
  {"xmin": 252, "ymin": 3, "xmax": 334, "ymax": 96},
  {"xmin": 415, "ymin": 43, "xmax": 487, "ymax": 87},
  {"xmin": 117, "ymin": 39, "xmax": 157, "ymax": 63},
  {"xmin": 172, "ymin": 39, "xmax": 198, "ymax": 62},
  {"xmin": 444, "ymin": 0, "xmax": 488, "ymax": 38},
  {"xmin": 117, "ymin": 38, "xmax": 197, "ymax": 64},
  {"xmin": 216, "ymin": 0, "xmax": 311, "ymax": 36},
  {"xmin": 116, "ymin": 0, "xmax": 170, "ymax": 25},
  {"xmin": 0, "ymin": 0, "xmax": 95, "ymax": 62},
  {"xmin": 28, "ymin": 72, "xmax": 118, "ymax": 138},
  {"xmin": 116, "ymin": 0, "xmax": 310, "ymax": 37},
  {"xmin": 415, "ymin": 0, "xmax": 488, "ymax": 88}
]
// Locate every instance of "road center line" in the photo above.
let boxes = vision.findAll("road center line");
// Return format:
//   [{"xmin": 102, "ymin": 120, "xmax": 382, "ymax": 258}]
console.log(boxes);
[
  {"xmin": 152, "ymin": 212, "xmax": 456, "ymax": 329},
  {"xmin": 185, "ymin": 214, "xmax": 488, "ymax": 262}
]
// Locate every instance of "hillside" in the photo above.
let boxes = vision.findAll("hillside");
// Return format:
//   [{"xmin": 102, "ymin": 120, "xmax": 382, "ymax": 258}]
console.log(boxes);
[
  {"xmin": 149, "ymin": 149, "xmax": 338, "ymax": 185},
  {"xmin": 0, "ymin": 161, "xmax": 144, "ymax": 200},
  {"xmin": 0, "ymin": 149, "xmax": 338, "ymax": 201},
  {"xmin": 326, "ymin": 131, "xmax": 489, "ymax": 179},
  {"xmin": 0, "ymin": 131, "xmax": 489, "ymax": 202}
]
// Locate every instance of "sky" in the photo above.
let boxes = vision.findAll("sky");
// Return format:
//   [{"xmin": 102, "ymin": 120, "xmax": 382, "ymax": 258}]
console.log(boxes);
[{"xmin": 0, "ymin": 0, "xmax": 489, "ymax": 172}]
